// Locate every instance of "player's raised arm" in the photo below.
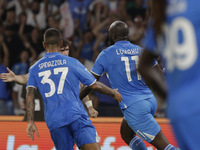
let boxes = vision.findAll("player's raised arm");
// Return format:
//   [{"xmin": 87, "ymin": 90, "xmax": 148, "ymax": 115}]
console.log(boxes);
[
  {"xmin": 0, "ymin": 67, "xmax": 28, "ymax": 85},
  {"xmin": 26, "ymin": 86, "xmax": 39, "ymax": 141}
]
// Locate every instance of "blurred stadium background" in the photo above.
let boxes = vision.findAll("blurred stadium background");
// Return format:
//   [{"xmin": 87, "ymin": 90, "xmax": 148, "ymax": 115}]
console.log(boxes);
[{"xmin": 0, "ymin": 0, "xmax": 175, "ymax": 149}]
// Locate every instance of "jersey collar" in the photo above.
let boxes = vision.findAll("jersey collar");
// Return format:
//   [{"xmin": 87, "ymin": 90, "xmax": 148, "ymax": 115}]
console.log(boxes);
[
  {"xmin": 44, "ymin": 52, "xmax": 61, "ymax": 57},
  {"xmin": 115, "ymin": 41, "xmax": 130, "ymax": 45}
]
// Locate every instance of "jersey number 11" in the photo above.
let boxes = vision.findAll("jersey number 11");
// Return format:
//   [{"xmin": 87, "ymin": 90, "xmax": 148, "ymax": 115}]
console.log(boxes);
[{"xmin": 121, "ymin": 56, "xmax": 142, "ymax": 82}]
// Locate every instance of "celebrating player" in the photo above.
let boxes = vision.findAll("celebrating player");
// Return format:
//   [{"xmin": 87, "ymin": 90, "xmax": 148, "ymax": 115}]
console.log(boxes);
[
  {"xmin": 0, "ymin": 39, "xmax": 99, "ymax": 118},
  {"xmin": 80, "ymin": 21, "xmax": 176, "ymax": 150},
  {"xmin": 25, "ymin": 28, "xmax": 122, "ymax": 150},
  {"xmin": 139, "ymin": 0, "xmax": 200, "ymax": 149}
]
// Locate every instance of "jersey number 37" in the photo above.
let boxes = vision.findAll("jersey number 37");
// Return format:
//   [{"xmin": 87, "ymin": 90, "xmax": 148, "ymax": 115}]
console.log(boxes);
[{"xmin": 38, "ymin": 67, "xmax": 68, "ymax": 97}]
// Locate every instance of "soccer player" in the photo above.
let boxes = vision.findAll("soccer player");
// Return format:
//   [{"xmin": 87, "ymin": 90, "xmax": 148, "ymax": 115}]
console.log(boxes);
[
  {"xmin": 80, "ymin": 21, "xmax": 176, "ymax": 150},
  {"xmin": 26, "ymin": 28, "xmax": 122, "ymax": 150},
  {"xmin": 139, "ymin": 0, "xmax": 200, "ymax": 149},
  {"xmin": 0, "ymin": 39, "xmax": 98, "ymax": 118}
]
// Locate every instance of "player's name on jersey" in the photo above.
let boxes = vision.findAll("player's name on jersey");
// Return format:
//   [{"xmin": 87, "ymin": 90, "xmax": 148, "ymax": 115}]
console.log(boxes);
[
  {"xmin": 38, "ymin": 59, "xmax": 67, "ymax": 70},
  {"xmin": 116, "ymin": 48, "xmax": 139, "ymax": 55}
]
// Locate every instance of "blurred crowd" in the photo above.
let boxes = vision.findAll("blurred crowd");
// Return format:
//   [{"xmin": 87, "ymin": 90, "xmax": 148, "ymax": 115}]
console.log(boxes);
[{"xmin": 0, "ymin": 0, "xmax": 165, "ymax": 118}]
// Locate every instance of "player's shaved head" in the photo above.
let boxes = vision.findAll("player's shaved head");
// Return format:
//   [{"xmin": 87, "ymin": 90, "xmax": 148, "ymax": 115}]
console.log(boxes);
[
  {"xmin": 44, "ymin": 28, "xmax": 62, "ymax": 47},
  {"xmin": 108, "ymin": 21, "xmax": 129, "ymax": 45}
]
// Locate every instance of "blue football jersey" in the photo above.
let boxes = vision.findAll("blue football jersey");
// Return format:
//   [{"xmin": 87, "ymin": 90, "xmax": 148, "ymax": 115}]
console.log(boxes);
[
  {"xmin": 143, "ymin": 0, "xmax": 200, "ymax": 122},
  {"xmin": 91, "ymin": 41, "xmax": 156, "ymax": 109},
  {"xmin": 27, "ymin": 52, "xmax": 96, "ymax": 131}
]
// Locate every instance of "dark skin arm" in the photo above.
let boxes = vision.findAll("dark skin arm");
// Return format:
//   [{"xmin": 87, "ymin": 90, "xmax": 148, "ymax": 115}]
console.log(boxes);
[
  {"xmin": 26, "ymin": 87, "xmax": 39, "ymax": 141},
  {"xmin": 79, "ymin": 74, "xmax": 122, "ymax": 103},
  {"xmin": 138, "ymin": 50, "xmax": 167, "ymax": 99},
  {"xmin": 79, "ymin": 73, "xmax": 99, "ymax": 99}
]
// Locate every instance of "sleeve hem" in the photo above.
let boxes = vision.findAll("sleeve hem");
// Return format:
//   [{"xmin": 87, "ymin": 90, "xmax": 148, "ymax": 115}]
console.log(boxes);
[
  {"xmin": 26, "ymin": 85, "xmax": 36, "ymax": 89},
  {"xmin": 89, "ymin": 79, "xmax": 97, "ymax": 86},
  {"xmin": 90, "ymin": 70, "xmax": 101, "ymax": 76}
]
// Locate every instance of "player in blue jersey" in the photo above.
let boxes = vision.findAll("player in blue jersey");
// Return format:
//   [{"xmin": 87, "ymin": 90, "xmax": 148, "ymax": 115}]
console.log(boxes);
[
  {"xmin": 139, "ymin": 0, "xmax": 200, "ymax": 149},
  {"xmin": 80, "ymin": 21, "xmax": 176, "ymax": 150},
  {"xmin": 26, "ymin": 28, "xmax": 122, "ymax": 150},
  {"xmin": 0, "ymin": 39, "xmax": 99, "ymax": 118}
]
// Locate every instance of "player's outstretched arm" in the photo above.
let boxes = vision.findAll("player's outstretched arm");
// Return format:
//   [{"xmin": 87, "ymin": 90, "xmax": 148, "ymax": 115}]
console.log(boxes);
[
  {"xmin": 80, "ymin": 81, "xmax": 122, "ymax": 103},
  {"xmin": 138, "ymin": 50, "xmax": 167, "ymax": 99},
  {"xmin": 0, "ymin": 67, "xmax": 28, "ymax": 85},
  {"xmin": 26, "ymin": 87, "xmax": 39, "ymax": 141}
]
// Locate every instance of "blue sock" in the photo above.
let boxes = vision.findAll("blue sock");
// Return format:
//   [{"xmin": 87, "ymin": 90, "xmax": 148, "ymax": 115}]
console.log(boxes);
[
  {"xmin": 129, "ymin": 136, "xmax": 147, "ymax": 150},
  {"xmin": 164, "ymin": 144, "xmax": 177, "ymax": 150}
]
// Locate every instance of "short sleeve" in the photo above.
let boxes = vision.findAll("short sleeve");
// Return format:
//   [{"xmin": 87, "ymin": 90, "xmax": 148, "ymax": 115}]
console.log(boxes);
[
  {"xmin": 91, "ymin": 51, "xmax": 107, "ymax": 76},
  {"xmin": 26, "ymin": 68, "xmax": 37, "ymax": 89},
  {"xmin": 74, "ymin": 60, "xmax": 96, "ymax": 86}
]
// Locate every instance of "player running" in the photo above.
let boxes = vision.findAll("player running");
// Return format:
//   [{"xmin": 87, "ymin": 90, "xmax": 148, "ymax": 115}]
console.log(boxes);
[
  {"xmin": 0, "ymin": 39, "xmax": 99, "ymax": 118},
  {"xmin": 80, "ymin": 21, "xmax": 176, "ymax": 150},
  {"xmin": 139, "ymin": 0, "xmax": 200, "ymax": 149},
  {"xmin": 25, "ymin": 28, "xmax": 122, "ymax": 150}
]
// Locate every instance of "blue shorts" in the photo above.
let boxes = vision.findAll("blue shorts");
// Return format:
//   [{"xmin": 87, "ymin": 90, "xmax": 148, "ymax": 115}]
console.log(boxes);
[
  {"xmin": 50, "ymin": 125, "xmax": 74, "ymax": 150},
  {"xmin": 50, "ymin": 115, "xmax": 100, "ymax": 149},
  {"xmin": 171, "ymin": 113, "xmax": 200, "ymax": 150},
  {"xmin": 122, "ymin": 96, "xmax": 161, "ymax": 143}
]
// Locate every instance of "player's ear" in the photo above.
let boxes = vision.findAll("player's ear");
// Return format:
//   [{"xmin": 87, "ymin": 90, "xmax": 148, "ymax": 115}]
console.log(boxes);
[
  {"xmin": 112, "ymin": 32, "xmax": 116, "ymax": 40},
  {"xmin": 42, "ymin": 42, "xmax": 46, "ymax": 49}
]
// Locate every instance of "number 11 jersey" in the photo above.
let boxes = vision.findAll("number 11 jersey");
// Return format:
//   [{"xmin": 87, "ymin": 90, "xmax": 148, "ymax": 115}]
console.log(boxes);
[{"xmin": 91, "ymin": 41, "xmax": 156, "ymax": 109}]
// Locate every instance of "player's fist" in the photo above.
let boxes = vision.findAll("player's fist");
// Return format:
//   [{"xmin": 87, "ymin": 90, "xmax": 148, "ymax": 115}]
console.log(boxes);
[
  {"xmin": 88, "ymin": 107, "xmax": 98, "ymax": 118},
  {"xmin": 112, "ymin": 89, "xmax": 122, "ymax": 103}
]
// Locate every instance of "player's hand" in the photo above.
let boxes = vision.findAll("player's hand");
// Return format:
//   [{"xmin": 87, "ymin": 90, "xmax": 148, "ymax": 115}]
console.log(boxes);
[
  {"xmin": 88, "ymin": 107, "xmax": 98, "ymax": 118},
  {"xmin": 26, "ymin": 122, "xmax": 39, "ymax": 141},
  {"xmin": 112, "ymin": 89, "xmax": 122, "ymax": 103},
  {"xmin": 0, "ymin": 67, "xmax": 16, "ymax": 82}
]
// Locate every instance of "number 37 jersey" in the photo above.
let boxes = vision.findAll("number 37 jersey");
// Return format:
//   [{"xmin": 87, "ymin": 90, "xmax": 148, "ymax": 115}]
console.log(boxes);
[
  {"xmin": 27, "ymin": 52, "xmax": 96, "ymax": 131},
  {"xmin": 91, "ymin": 41, "xmax": 156, "ymax": 109},
  {"xmin": 143, "ymin": 0, "xmax": 200, "ymax": 122}
]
